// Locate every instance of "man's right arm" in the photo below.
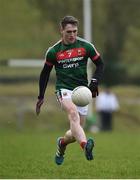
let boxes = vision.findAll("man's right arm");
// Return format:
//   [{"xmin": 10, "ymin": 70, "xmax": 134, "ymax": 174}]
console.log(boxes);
[
  {"xmin": 36, "ymin": 63, "xmax": 53, "ymax": 115},
  {"xmin": 36, "ymin": 47, "xmax": 55, "ymax": 115},
  {"xmin": 38, "ymin": 63, "xmax": 53, "ymax": 99}
]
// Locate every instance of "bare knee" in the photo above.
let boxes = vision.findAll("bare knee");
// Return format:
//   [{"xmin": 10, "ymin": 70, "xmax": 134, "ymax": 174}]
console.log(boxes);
[
  {"xmin": 64, "ymin": 130, "xmax": 76, "ymax": 142},
  {"xmin": 68, "ymin": 108, "xmax": 79, "ymax": 123},
  {"xmin": 69, "ymin": 109, "xmax": 78, "ymax": 120}
]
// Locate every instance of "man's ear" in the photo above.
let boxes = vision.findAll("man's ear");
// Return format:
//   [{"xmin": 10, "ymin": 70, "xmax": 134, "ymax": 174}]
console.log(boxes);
[{"xmin": 60, "ymin": 26, "xmax": 63, "ymax": 34}]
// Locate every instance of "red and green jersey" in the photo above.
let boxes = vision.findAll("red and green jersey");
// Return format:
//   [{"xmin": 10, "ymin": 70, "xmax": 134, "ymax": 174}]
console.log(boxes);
[{"xmin": 45, "ymin": 37, "xmax": 100, "ymax": 90}]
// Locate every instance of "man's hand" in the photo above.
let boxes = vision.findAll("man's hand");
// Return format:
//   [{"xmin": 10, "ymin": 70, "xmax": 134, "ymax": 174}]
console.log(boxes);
[
  {"xmin": 88, "ymin": 78, "xmax": 99, "ymax": 98},
  {"xmin": 36, "ymin": 98, "xmax": 44, "ymax": 115}
]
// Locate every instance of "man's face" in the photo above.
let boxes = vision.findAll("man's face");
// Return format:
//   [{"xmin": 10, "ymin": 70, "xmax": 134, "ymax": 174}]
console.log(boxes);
[{"xmin": 61, "ymin": 24, "xmax": 78, "ymax": 44}]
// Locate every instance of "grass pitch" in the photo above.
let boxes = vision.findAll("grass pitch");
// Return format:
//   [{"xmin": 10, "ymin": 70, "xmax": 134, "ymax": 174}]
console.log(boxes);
[
  {"xmin": 0, "ymin": 130, "xmax": 140, "ymax": 179},
  {"xmin": 0, "ymin": 84, "xmax": 140, "ymax": 178}
]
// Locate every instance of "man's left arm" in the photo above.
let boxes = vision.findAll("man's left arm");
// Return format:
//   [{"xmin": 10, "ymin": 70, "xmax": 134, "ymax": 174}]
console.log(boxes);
[{"xmin": 89, "ymin": 56, "xmax": 104, "ymax": 97}]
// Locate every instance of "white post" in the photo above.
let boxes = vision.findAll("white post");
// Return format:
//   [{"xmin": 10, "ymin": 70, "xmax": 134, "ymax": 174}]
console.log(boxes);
[
  {"xmin": 83, "ymin": 0, "xmax": 92, "ymax": 42},
  {"xmin": 83, "ymin": 0, "xmax": 93, "ymax": 118}
]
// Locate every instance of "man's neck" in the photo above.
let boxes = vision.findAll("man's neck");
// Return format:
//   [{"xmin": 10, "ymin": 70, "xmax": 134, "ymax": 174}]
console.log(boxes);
[{"xmin": 62, "ymin": 39, "xmax": 76, "ymax": 46}]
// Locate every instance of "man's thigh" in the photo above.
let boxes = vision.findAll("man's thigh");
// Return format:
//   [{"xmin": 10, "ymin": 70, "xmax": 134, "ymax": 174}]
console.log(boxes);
[{"xmin": 56, "ymin": 89, "xmax": 88, "ymax": 115}]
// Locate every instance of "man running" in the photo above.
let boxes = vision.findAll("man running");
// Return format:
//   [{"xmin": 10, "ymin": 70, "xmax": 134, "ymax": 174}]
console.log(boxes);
[{"xmin": 36, "ymin": 16, "xmax": 104, "ymax": 165}]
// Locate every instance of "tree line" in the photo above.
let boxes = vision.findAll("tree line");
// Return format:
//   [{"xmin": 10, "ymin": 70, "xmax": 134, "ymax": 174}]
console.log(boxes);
[{"xmin": 29, "ymin": 0, "xmax": 140, "ymax": 85}]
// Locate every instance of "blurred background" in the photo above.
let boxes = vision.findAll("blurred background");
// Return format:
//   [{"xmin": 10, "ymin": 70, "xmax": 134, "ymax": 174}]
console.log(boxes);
[{"xmin": 0, "ymin": 0, "xmax": 140, "ymax": 133}]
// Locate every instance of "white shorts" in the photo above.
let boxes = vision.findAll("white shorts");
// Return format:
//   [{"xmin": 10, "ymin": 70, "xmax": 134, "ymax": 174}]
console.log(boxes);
[{"xmin": 56, "ymin": 89, "xmax": 88, "ymax": 116}]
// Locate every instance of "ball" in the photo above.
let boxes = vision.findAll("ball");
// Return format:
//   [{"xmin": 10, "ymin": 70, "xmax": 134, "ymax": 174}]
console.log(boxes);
[{"xmin": 71, "ymin": 86, "xmax": 92, "ymax": 106}]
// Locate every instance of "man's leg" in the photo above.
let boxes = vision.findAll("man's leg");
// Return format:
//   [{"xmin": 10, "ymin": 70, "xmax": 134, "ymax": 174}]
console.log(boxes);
[
  {"xmin": 58, "ymin": 115, "xmax": 86, "ymax": 147},
  {"xmin": 61, "ymin": 99, "xmax": 87, "ymax": 144},
  {"xmin": 79, "ymin": 114, "xmax": 95, "ymax": 161},
  {"xmin": 61, "ymin": 99, "xmax": 94, "ymax": 160},
  {"xmin": 55, "ymin": 98, "xmax": 94, "ymax": 165},
  {"xmin": 59, "ymin": 115, "xmax": 86, "ymax": 147},
  {"xmin": 64, "ymin": 129, "xmax": 76, "ymax": 144},
  {"xmin": 55, "ymin": 99, "xmax": 87, "ymax": 165}
]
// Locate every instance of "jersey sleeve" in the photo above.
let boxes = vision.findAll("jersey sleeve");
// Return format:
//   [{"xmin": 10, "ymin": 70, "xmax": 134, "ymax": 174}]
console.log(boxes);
[
  {"xmin": 45, "ymin": 47, "xmax": 56, "ymax": 66},
  {"xmin": 87, "ymin": 43, "xmax": 100, "ymax": 62}
]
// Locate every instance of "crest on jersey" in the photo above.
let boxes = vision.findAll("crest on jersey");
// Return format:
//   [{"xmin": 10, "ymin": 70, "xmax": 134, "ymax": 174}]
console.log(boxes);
[{"xmin": 78, "ymin": 49, "xmax": 82, "ymax": 56}]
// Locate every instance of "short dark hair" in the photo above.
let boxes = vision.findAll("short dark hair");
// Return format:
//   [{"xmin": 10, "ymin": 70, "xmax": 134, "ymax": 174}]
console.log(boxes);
[{"xmin": 60, "ymin": 16, "xmax": 79, "ymax": 29}]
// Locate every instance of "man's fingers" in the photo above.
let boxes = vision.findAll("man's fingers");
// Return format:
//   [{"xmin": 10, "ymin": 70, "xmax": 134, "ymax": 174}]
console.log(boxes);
[{"xmin": 36, "ymin": 99, "xmax": 44, "ymax": 115}]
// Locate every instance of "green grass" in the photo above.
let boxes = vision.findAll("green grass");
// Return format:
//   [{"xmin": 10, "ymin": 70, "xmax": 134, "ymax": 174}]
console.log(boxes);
[
  {"xmin": 0, "ymin": 84, "xmax": 140, "ymax": 178},
  {"xmin": 0, "ymin": 130, "xmax": 140, "ymax": 179}
]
